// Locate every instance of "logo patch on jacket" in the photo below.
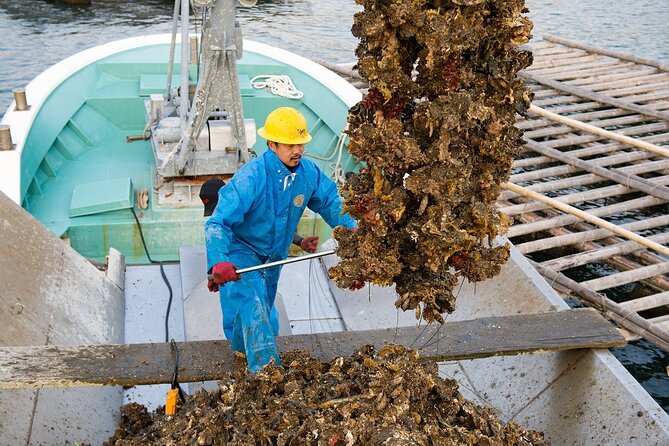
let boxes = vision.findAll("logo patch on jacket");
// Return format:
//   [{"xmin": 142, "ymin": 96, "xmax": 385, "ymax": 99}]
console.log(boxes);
[{"xmin": 293, "ymin": 194, "xmax": 305, "ymax": 207}]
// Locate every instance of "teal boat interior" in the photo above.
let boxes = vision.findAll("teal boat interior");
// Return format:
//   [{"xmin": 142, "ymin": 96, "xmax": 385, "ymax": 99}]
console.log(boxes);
[{"xmin": 20, "ymin": 42, "xmax": 358, "ymax": 263}]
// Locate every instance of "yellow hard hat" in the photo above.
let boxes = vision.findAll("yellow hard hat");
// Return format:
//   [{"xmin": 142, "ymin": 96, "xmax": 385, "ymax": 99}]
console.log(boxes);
[{"xmin": 258, "ymin": 107, "xmax": 312, "ymax": 145}]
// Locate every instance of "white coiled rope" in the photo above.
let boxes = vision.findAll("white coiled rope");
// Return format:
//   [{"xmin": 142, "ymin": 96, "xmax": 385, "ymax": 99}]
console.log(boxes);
[{"xmin": 250, "ymin": 75, "xmax": 304, "ymax": 99}]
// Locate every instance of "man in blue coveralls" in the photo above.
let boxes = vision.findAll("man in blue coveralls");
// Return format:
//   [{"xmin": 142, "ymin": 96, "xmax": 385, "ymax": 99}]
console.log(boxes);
[
  {"xmin": 200, "ymin": 178, "xmax": 320, "ymax": 340},
  {"xmin": 205, "ymin": 106, "xmax": 357, "ymax": 372}
]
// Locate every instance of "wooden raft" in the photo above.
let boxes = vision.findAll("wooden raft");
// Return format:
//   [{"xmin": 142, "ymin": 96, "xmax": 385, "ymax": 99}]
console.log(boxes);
[
  {"xmin": 0, "ymin": 308, "xmax": 624, "ymax": 389},
  {"xmin": 320, "ymin": 34, "xmax": 669, "ymax": 353},
  {"xmin": 503, "ymin": 35, "xmax": 669, "ymax": 351}
]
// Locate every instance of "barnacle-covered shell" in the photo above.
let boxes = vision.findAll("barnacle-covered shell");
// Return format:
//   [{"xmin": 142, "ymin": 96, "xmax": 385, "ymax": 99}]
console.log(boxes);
[{"xmin": 106, "ymin": 347, "xmax": 546, "ymax": 445}]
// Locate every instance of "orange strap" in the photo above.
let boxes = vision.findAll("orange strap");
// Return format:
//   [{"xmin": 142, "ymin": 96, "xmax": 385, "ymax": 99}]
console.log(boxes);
[{"xmin": 165, "ymin": 388, "xmax": 179, "ymax": 415}]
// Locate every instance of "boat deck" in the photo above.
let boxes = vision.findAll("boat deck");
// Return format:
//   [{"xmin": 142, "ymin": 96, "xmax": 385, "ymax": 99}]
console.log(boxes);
[{"xmin": 327, "ymin": 35, "xmax": 669, "ymax": 353}]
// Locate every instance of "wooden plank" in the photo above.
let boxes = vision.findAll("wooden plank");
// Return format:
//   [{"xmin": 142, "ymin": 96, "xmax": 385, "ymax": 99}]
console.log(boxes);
[
  {"xmin": 531, "ymin": 262, "xmax": 669, "ymax": 352},
  {"xmin": 0, "ymin": 309, "xmax": 625, "ymax": 389}
]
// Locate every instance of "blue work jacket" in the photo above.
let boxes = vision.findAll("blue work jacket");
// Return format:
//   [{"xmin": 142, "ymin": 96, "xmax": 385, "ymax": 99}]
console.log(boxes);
[{"xmin": 205, "ymin": 149, "xmax": 356, "ymax": 270}]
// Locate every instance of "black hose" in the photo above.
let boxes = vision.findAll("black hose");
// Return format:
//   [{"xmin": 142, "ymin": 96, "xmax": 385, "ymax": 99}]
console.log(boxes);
[
  {"xmin": 170, "ymin": 339, "xmax": 186, "ymax": 403},
  {"xmin": 129, "ymin": 208, "xmax": 175, "ymax": 344},
  {"xmin": 131, "ymin": 208, "xmax": 187, "ymax": 402}
]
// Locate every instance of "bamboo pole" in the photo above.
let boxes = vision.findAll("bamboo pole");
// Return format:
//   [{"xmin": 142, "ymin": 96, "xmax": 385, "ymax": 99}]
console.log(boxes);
[
  {"xmin": 580, "ymin": 262, "xmax": 669, "ymax": 292},
  {"xmin": 543, "ymin": 35, "xmax": 669, "ymax": 72},
  {"xmin": 501, "ymin": 175, "xmax": 669, "ymax": 216},
  {"xmin": 528, "ymin": 113, "xmax": 669, "ymax": 150},
  {"xmin": 502, "ymin": 182, "xmax": 669, "ymax": 257},
  {"xmin": 535, "ymin": 62, "xmax": 639, "ymax": 82},
  {"xmin": 523, "ymin": 113, "xmax": 661, "ymax": 140},
  {"xmin": 622, "ymin": 90, "xmax": 669, "ymax": 104},
  {"xmin": 513, "ymin": 145, "xmax": 655, "ymax": 186},
  {"xmin": 517, "ymin": 216, "xmax": 669, "ymax": 258},
  {"xmin": 533, "ymin": 94, "xmax": 594, "ymax": 108},
  {"xmin": 522, "ymin": 140, "xmax": 669, "ymax": 200},
  {"xmin": 507, "ymin": 194, "xmax": 663, "ymax": 237},
  {"xmin": 512, "ymin": 144, "xmax": 664, "ymax": 181},
  {"xmin": 524, "ymin": 41, "xmax": 557, "ymax": 51},
  {"xmin": 650, "ymin": 315, "xmax": 669, "ymax": 325},
  {"xmin": 513, "ymin": 136, "xmax": 645, "ymax": 168},
  {"xmin": 530, "ymin": 54, "xmax": 601, "ymax": 70},
  {"xmin": 503, "ymin": 192, "xmax": 669, "ymax": 293},
  {"xmin": 517, "ymin": 107, "xmax": 637, "ymax": 131},
  {"xmin": 601, "ymin": 81, "xmax": 669, "ymax": 98},
  {"xmin": 534, "ymin": 122, "xmax": 668, "ymax": 149},
  {"xmin": 533, "ymin": 99, "xmax": 603, "ymax": 113},
  {"xmin": 530, "ymin": 59, "xmax": 626, "ymax": 78},
  {"xmin": 530, "ymin": 75, "xmax": 669, "ymax": 100},
  {"xmin": 527, "ymin": 45, "xmax": 571, "ymax": 57},
  {"xmin": 619, "ymin": 291, "xmax": 669, "ymax": 312},
  {"xmin": 530, "ymin": 261, "xmax": 669, "ymax": 352},
  {"xmin": 568, "ymin": 74, "xmax": 667, "ymax": 96},
  {"xmin": 521, "ymin": 71, "xmax": 669, "ymax": 121},
  {"xmin": 571, "ymin": 72, "xmax": 669, "ymax": 91},
  {"xmin": 313, "ymin": 59, "xmax": 365, "ymax": 80},
  {"xmin": 531, "ymin": 179, "xmax": 669, "ymax": 291},
  {"xmin": 503, "ymin": 158, "xmax": 669, "ymax": 200}
]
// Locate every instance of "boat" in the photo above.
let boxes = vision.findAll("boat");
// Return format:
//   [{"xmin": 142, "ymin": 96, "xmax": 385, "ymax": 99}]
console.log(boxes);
[{"xmin": 1, "ymin": 1, "xmax": 668, "ymax": 444}]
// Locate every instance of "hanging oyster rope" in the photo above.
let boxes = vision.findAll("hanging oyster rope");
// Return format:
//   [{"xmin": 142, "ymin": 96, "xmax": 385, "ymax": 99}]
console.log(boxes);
[
  {"xmin": 251, "ymin": 75, "xmax": 304, "ymax": 99},
  {"xmin": 329, "ymin": 0, "xmax": 534, "ymax": 323}
]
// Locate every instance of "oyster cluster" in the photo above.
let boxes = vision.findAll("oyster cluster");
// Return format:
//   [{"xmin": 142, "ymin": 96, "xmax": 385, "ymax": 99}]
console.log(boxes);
[
  {"xmin": 106, "ymin": 346, "xmax": 546, "ymax": 445},
  {"xmin": 330, "ymin": 0, "xmax": 533, "ymax": 322}
]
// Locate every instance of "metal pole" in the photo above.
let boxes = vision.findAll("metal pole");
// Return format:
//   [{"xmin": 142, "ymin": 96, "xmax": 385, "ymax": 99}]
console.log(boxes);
[
  {"xmin": 208, "ymin": 250, "xmax": 336, "ymax": 280},
  {"xmin": 236, "ymin": 250, "xmax": 336, "ymax": 274},
  {"xmin": 166, "ymin": 0, "xmax": 181, "ymax": 102},
  {"xmin": 179, "ymin": 0, "xmax": 190, "ymax": 125}
]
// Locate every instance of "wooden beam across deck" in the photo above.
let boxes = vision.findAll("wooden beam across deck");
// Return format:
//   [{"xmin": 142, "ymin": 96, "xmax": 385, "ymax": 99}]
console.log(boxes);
[{"xmin": 0, "ymin": 308, "xmax": 624, "ymax": 389}]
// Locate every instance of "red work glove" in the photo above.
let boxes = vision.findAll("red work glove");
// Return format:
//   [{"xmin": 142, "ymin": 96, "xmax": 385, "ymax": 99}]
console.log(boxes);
[
  {"xmin": 349, "ymin": 278, "xmax": 365, "ymax": 291},
  {"xmin": 207, "ymin": 278, "xmax": 219, "ymax": 293},
  {"xmin": 211, "ymin": 262, "xmax": 241, "ymax": 285},
  {"xmin": 300, "ymin": 236, "xmax": 319, "ymax": 253}
]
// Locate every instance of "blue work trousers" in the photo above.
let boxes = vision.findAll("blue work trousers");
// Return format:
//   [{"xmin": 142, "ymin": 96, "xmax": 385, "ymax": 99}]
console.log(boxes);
[{"xmin": 218, "ymin": 250, "xmax": 281, "ymax": 372}]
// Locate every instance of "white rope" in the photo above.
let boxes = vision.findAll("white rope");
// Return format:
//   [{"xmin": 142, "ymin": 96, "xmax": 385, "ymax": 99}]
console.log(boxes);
[
  {"xmin": 251, "ymin": 75, "xmax": 304, "ymax": 99},
  {"xmin": 306, "ymin": 125, "xmax": 349, "ymax": 186}
]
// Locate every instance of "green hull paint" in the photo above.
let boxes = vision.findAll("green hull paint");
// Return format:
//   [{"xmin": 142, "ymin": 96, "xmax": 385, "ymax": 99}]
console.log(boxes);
[{"xmin": 21, "ymin": 43, "xmax": 357, "ymax": 263}]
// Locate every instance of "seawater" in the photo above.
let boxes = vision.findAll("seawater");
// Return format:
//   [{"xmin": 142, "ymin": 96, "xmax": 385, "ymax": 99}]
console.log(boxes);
[{"xmin": 0, "ymin": 0, "xmax": 667, "ymax": 412}]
